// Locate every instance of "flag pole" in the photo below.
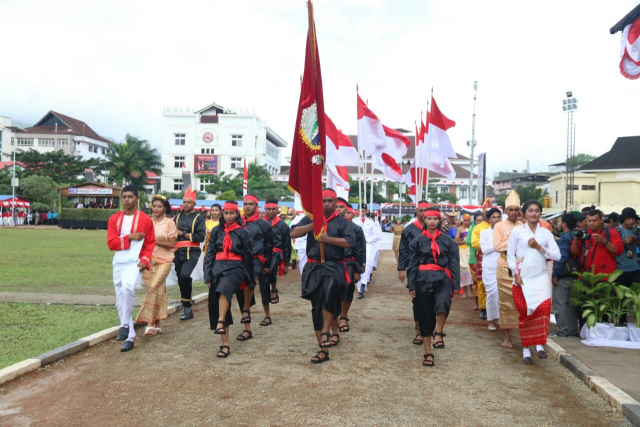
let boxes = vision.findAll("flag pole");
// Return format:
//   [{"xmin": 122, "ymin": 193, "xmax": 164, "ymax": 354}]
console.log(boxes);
[
  {"xmin": 425, "ymin": 94, "xmax": 432, "ymax": 202},
  {"xmin": 307, "ymin": 0, "xmax": 324, "ymax": 262},
  {"xmin": 416, "ymin": 116, "xmax": 422, "ymax": 202},
  {"xmin": 357, "ymin": 84, "xmax": 362, "ymax": 219}
]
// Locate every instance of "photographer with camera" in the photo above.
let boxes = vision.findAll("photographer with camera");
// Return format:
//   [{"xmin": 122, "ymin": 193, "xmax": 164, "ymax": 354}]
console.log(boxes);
[
  {"xmin": 570, "ymin": 209, "xmax": 623, "ymax": 277},
  {"xmin": 551, "ymin": 213, "xmax": 580, "ymax": 337},
  {"xmin": 615, "ymin": 208, "xmax": 640, "ymax": 287}
]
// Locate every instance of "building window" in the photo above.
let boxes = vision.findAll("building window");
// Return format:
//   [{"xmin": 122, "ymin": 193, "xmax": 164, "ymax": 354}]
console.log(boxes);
[
  {"xmin": 472, "ymin": 188, "xmax": 477, "ymax": 198},
  {"xmin": 17, "ymin": 138, "xmax": 34, "ymax": 147},
  {"xmin": 173, "ymin": 178, "xmax": 184, "ymax": 191},
  {"xmin": 101, "ymin": 148, "xmax": 106, "ymax": 155},
  {"xmin": 266, "ymin": 144, "xmax": 278, "ymax": 159},
  {"xmin": 439, "ymin": 187, "xmax": 449, "ymax": 194},
  {"xmin": 39, "ymin": 138, "xmax": 55, "ymax": 147},
  {"xmin": 200, "ymin": 183, "xmax": 206, "ymax": 192},
  {"xmin": 88, "ymin": 144, "xmax": 97, "ymax": 153},
  {"xmin": 11, "ymin": 137, "xmax": 15, "ymax": 146},
  {"xmin": 58, "ymin": 139, "xmax": 68, "ymax": 147},
  {"xmin": 555, "ymin": 191, "xmax": 558, "ymax": 203},
  {"xmin": 230, "ymin": 157, "xmax": 242, "ymax": 169},
  {"xmin": 174, "ymin": 156, "xmax": 185, "ymax": 168},
  {"xmin": 201, "ymin": 148, "xmax": 214, "ymax": 154},
  {"xmin": 460, "ymin": 188, "xmax": 467, "ymax": 198},
  {"xmin": 175, "ymin": 133, "xmax": 186, "ymax": 146},
  {"xmin": 231, "ymin": 134, "xmax": 243, "ymax": 147},
  {"xmin": 581, "ymin": 185, "xmax": 595, "ymax": 191}
]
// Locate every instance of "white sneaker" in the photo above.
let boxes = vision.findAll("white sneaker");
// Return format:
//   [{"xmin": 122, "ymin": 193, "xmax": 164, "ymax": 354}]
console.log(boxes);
[{"xmin": 488, "ymin": 324, "xmax": 497, "ymax": 331}]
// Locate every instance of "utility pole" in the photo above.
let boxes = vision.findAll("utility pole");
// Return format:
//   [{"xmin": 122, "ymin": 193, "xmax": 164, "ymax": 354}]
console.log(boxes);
[
  {"xmin": 11, "ymin": 145, "xmax": 16, "ymax": 226},
  {"xmin": 563, "ymin": 93, "xmax": 578, "ymax": 210},
  {"xmin": 468, "ymin": 81, "xmax": 478, "ymax": 205}
]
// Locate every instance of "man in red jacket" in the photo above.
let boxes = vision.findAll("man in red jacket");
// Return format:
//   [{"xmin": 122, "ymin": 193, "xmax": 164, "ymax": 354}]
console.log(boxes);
[
  {"xmin": 106, "ymin": 185, "xmax": 155, "ymax": 352},
  {"xmin": 570, "ymin": 209, "xmax": 623, "ymax": 276}
]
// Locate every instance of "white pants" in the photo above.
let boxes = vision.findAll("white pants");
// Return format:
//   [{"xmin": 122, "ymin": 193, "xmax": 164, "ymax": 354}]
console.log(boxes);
[
  {"xmin": 372, "ymin": 242, "xmax": 379, "ymax": 267},
  {"xmin": 297, "ymin": 248, "xmax": 307, "ymax": 277},
  {"xmin": 483, "ymin": 267, "xmax": 499, "ymax": 321},
  {"xmin": 115, "ymin": 281, "xmax": 136, "ymax": 341},
  {"xmin": 358, "ymin": 243, "xmax": 376, "ymax": 292}
]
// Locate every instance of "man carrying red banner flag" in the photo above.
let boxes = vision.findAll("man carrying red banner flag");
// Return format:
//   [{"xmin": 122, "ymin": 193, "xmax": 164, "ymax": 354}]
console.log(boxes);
[{"xmin": 288, "ymin": 0, "xmax": 326, "ymax": 240}]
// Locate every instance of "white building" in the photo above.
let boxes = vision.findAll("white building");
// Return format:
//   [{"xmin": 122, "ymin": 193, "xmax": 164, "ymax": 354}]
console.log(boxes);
[
  {"xmin": 0, "ymin": 117, "xmax": 25, "ymax": 159},
  {"xmin": 160, "ymin": 103, "xmax": 287, "ymax": 193},
  {"xmin": 1, "ymin": 111, "xmax": 112, "ymax": 160}
]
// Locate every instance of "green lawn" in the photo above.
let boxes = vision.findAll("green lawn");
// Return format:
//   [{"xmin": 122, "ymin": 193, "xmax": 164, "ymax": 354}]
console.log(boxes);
[
  {"xmin": 0, "ymin": 302, "xmax": 130, "ymax": 369},
  {"xmin": 0, "ymin": 228, "xmax": 208, "ymax": 298}
]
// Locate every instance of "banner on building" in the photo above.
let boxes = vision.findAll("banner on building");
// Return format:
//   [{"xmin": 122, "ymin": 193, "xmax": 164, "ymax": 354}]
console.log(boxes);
[
  {"xmin": 477, "ymin": 152, "xmax": 486, "ymax": 203},
  {"xmin": 194, "ymin": 155, "xmax": 218, "ymax": 175},
  {"xmin": 68, "ymin": 187, "xmax": 113, "ymax": 195}
]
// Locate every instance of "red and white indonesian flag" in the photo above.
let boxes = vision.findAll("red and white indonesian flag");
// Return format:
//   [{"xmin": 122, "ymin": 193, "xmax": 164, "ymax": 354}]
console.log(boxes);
[
  {"xmin": 325, "ymin": 114, "xmax": 357, "ymax": 198},
  {"xmin": 357, "ymin": 94, "xmax": 409, "ymax": 182},
  {"xmin": 243, "ymin": 157, "xmax": 248, "ymax": 197},
  {"xmin": 620, "ymin": 17, "xmax": 640, "ymax": 80},
  {"xmin": 327, "ymin": 165, "xmax": 350, "ymax": 200},
  {"xmin": 422, "ymin": 95, "xmax": 457, "ymax": 179}
]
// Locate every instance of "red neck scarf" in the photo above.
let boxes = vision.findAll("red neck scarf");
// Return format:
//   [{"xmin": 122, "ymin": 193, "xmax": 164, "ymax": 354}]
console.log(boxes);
[
  {"xmin": 324, "ymin": 210, "xmax": 340, "ymax": 233},
  {"xmin": 222, "ymin": 222, "xmax": 241, "ymax": 256},
  {"xmin": 422, "ymin": 227, "xmax": 443, "ymax": 264},
  {"xmin": 270, "ymin": 215, "xmax": 281, "ymax": 227},
  {"xmin": 243, "ymin": 213, "xmax": 260, "ymax": 225}
]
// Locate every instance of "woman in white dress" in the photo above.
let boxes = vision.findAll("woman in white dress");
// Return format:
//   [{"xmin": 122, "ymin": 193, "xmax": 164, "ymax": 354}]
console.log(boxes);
[
  {"xmin": 507, "ymin": 200, "xmax": 561, "ymax": 365},
  {"xmin": 480, "ymin": 208, "xmax": 503, "ymax": 332}
]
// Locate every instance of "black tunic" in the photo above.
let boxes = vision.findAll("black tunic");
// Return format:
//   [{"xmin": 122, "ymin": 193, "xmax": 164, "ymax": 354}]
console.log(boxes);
[
  {"xmin": 397, "ymin": 220, "xmax": 423, "ymax": 272},
  {"xmin": 174, "ymin": 211, "xmax": 207, "ymax": 258},
  {"xmin": 269, "ymin": 218, "xmax": 292, "ymax": 270},
  {"xmin": 345, "ymin": 220, "xmax": 366, "ymax": 273},
  {"xmin": 407, "ymin": 232, "xmax": 461, "ymax": 292},
  {"xmin": 203, "ymin": 225, "xmax": 254, "ymax": 287},
  {"xmin": 291, "ymin": 213, "xmax": 356, "ymax": 298},
  {"xmin": 244, "ymin": 218, "xmax": 274, "ymax": 278}
]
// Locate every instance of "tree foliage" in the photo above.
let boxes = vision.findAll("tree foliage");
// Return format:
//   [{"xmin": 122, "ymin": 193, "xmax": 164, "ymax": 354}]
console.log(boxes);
[
  {"xmin": 103, "ymin": 134, "xmax": 162, "ymax": 189},
  {"xmin": 427, "ymin": 179, "xmax": 459, "ymax": 204},
  {"xmin": 18, "ymin": 175, "xmax": 59, "ymax": 208},
  {"xmin": 347, "ymin": 178, "xmax": 390, "ymax": 204},
  {"xmin": 10, "ymin": 149, "xmax": 90, "ymax": 184},
  {"xmin": 567, "ymin": 153, "xmax": 596, "ymax": 169},
  {"xmin": 496, "ymin": 184, "xmax": 548, "ymax": 207},
  {"xmin": 200, "ymin": 161, "xmax": 292, "ymax": 200}
]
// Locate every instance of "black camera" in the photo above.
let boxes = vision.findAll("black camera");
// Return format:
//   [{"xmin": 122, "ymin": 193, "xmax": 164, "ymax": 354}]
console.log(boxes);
[{"xmin": 572, "ymin": 228, "xmax": 591, "ymax": 241}]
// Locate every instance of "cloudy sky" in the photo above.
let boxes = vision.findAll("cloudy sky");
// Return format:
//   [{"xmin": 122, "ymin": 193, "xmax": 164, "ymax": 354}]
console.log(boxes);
[{"xmin": 2, "ymin": 0, "xmax": 639, "ymax": 177}]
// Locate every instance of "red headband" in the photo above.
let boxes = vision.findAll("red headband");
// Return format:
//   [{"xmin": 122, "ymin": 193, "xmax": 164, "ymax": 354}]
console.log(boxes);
[
  {"xmin": 243, "ymin": 195, "xmax": 258, "ymax": 204},
  {"xmin": 424, "ymin": 210, "xmax": 441, "ymax": 218},
  {"xmin": 264, "ymin": 203, "xmax": 278, "ymax": 209},
  {"xmin": 322, "ymin": 189, "xmax": 337, "ymax": 199},
  {"xmin": 337, "ymin": 200, "xmax": 348, "ymax": 207},
  {"xmin": 223, "ymin": 202, "xmax": 239, "ymax": 211},
  {"xmin": 417, "ymin": 202, "xmax": 430, "ymax": 209}
]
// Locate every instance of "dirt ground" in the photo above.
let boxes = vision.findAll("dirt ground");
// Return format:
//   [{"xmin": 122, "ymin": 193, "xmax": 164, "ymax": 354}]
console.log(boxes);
[{"xmin": 0, "ymin": 252, "xmax": 631, "ymax": 426}]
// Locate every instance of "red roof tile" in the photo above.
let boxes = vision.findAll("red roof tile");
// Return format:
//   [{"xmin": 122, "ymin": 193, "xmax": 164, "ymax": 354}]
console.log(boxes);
[{"xmin": 23, "ymin": 111, "xmax": 112, "ymax": 144}]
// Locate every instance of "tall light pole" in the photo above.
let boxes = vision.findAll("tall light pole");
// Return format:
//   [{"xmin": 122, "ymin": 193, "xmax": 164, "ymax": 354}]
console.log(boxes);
[
  {"xmin": 563, "ymin": 92, "xmax": 578, "ymax": 210},
  {"xmin": 467, "ymin": 81, "xmax": 478, "ymax": 205}
]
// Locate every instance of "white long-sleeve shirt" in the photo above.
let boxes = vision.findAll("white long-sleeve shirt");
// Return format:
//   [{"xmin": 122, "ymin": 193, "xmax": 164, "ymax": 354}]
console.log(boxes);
[
  {"xmin": 480, "ymin": 227, "xmax": 500, "ymax": 272},
  {"xmin": 507, "ymin": 222, "xmax": 560, "ymax": 274}
]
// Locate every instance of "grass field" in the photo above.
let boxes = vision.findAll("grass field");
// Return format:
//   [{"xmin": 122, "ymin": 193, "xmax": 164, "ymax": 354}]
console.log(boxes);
[
  {"xmin": 0, "ymin": 302, "xmax": 130, "ymax": 369},
  {"xmin": 0, "ymin": 228, "xmax": 207, "ymax": 298},
  {"xmin": 0, "ymin": 228, "xmax": 208, "ymax": 369}
]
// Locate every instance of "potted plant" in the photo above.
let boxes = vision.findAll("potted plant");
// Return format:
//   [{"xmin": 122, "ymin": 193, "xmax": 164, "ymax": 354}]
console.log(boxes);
[
  {"xmin": 606, "ymin": 284, "xmax": 631, "ymax": 341},
  {"xmin": 570, "ymin": 269, "xmax": 623, "ymax": 338},
  {"xmin": 625, "ymin": 284, "xmax": 640, "ymax": 342}
]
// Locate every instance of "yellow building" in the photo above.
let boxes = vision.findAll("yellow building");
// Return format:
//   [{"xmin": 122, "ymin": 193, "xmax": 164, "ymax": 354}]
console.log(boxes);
[{"xmin": 549, "ymin": 136, "xmax": 640, "ymax": 213}]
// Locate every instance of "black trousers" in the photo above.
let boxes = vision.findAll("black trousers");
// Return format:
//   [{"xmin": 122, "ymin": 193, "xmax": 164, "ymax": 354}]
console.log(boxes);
[
  {"xmin": 257, "ymin": 271, "xmax": 272, "ymax": 306},
  {"xmin": 174, "ymin": 248, "xmax": 201, "ymax": 307},
  {"xmin": 414, "ymin": 279, "xmax": 452, "ymax": 338},
  {"xmin": 342, "ymin": 264, "xmax": 356, "ymax": 303},
  {"xmin": 309, "ymin": 277, "xmax": 341, "ymax": 331}
]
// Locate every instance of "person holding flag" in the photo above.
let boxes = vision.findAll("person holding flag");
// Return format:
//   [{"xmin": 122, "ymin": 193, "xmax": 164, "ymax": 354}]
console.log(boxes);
[
  {"xmin": 407, "ymin": 207, "xmax": 460, "ymax": 366},
  {"xmin": 236, "ymin": 193, "xmax": 273, "ymax": 341},
  {"xmin": 264, "ymin": 198, "xmax": 292, "ymax": 319},
  {"xmin": 330, "ymin": 197, "xmax": 366, "ymax": 341},
  {"xmin": 290, "ymin": 189, "xmax": 355, "ymax": 363},
  {"xmin": 173, "ymin": 186, "xmax": 206, "ymax": 321}
]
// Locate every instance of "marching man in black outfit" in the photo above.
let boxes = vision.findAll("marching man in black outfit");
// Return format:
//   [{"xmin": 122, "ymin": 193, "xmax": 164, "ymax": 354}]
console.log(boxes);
[
  {"xmin": 264, "ymin": 198, "xmax": 292, "ymax": 323},
  {"xmin": 290, "ymin": 188, "xmax": 355, "ymax": 364},
  {"xmin": 173, "ymin": 186, "xmax": 206, "ymax": 320},
  {"xmin": 330, "ymin": 197, "xmax": 365, "ymax": 344},
  {"xmin": 236, "ymin": 193, "xmax": 273, "ymax": 341},
  {"xmin": 398, "ymin": 200, "xmax": 430, "ymax": 346}
]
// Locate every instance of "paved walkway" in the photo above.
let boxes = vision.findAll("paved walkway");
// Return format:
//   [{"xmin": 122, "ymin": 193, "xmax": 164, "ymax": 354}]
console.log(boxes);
[{"xmin": 0, "ymin": 252, "xmax": 632, "ymax": 426}]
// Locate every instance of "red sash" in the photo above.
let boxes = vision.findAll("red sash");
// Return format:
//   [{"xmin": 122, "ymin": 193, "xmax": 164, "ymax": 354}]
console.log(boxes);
[
  {"xmin": 273, "ymin": 247, "xmax": 285, "ymax": 276},
  {"xmin": 419, "ymin": 264, "xmax": 458, "ymax": 297},
  {"xmin": 174, "ymin": 241, "xmax": 199, "ymax": 249}
]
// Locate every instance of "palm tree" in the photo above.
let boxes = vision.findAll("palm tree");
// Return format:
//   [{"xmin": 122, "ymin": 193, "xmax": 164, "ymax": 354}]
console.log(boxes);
[{"xmin": 104, "ymin": 134, "xmax": 163, "ymax": 190}]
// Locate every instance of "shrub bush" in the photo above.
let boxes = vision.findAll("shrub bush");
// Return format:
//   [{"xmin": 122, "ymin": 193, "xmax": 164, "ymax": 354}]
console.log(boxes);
[{"xmin": 60, "ymin": 208, "xmax": 119, "ymax": 221}]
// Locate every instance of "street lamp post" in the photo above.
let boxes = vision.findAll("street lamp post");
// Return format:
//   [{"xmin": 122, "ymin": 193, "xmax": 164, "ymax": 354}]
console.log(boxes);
[
  {"xmin": 467, "ymin": 81, "xmax": 478, "ymax": 205},
  {"xmin": 562, "ymin": 92, "xmax": 578, "ymax": 210},
  {"xmin": 11, "ymin": 146, "xmax": 16, "ymax": 226}
]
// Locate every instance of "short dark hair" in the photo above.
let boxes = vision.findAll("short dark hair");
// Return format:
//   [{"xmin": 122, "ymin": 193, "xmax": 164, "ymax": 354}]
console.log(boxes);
[
  {"xmin": 487, "ymin": 208, "xmax": 502, "ymax": 219},
  {"xmin": 576, "ymin": 212, "xmax": 587, "ymax": 223},
  {"xmin": 265, "ymin": 198, "xmax": 278, "ymax": 205},
  {"xmin": 223, "ymin": 200, "xmax": 243, "ymax": 226},
  {"xmin": 122, "ymin": 184, "xmax": 138, "ymax": 197},
  {"xmin": 417, "ymin": 200, "xmax": 428, "ymax": 205},
  {"xmin": 605, "ymin": 212, "xmax": 619, "ymax": 222},
  {"xmin": 474, "ymin": 213, "xmax": 484, "ymax": 221},
  {"xmin": 211, "ymin": 203, "xmax": 221, "ymax": 211},
  {"xmin": 151, "ymin": 195, "xmax": 171, "ymax": 215},
  {"xmin": 561, "ymin": 213, "xmax": 577, "ymax": 230},
  {"xmin": 336, "ymin": 197, "xmax": 348, "ymax": 205},
  {"xmin": 522, "ymin": 199, "xmax": 542, "ymax": 215},
  {"xmin": 587, "ymin": 209, "xmax": 602, "ymax": 219}
]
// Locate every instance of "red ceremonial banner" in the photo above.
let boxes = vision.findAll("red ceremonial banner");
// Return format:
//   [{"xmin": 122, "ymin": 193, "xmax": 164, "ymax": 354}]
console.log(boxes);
[{"xmin": 288, "ymin": 2, "xmax": 326, "ymax": 239}]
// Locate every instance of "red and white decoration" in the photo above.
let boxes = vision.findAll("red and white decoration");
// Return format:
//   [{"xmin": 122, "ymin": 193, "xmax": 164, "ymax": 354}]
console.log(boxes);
[
  {"xmin": 325, "ymin": 114, "xmax": 358, "ymax": 199},
  {"xmin": 357, "ymin": 94, "xmax": 409, "ymax": 182},
  {"xmin": 620, "ymin": 16, "xmax": 640, "ymax": 80},
  {"xmin": 242, "ymin": 157, "xmax": 248, "ymax": 197}
]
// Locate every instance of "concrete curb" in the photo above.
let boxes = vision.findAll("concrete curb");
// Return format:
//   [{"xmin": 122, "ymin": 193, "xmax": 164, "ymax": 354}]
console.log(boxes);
[
  {"xmin": 0, "ymin": 292, "xmax": 209, "ymax": 387},
  {"xmin": 546, "ymin": 338, "xmax": 640, "ymax": 426}
]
